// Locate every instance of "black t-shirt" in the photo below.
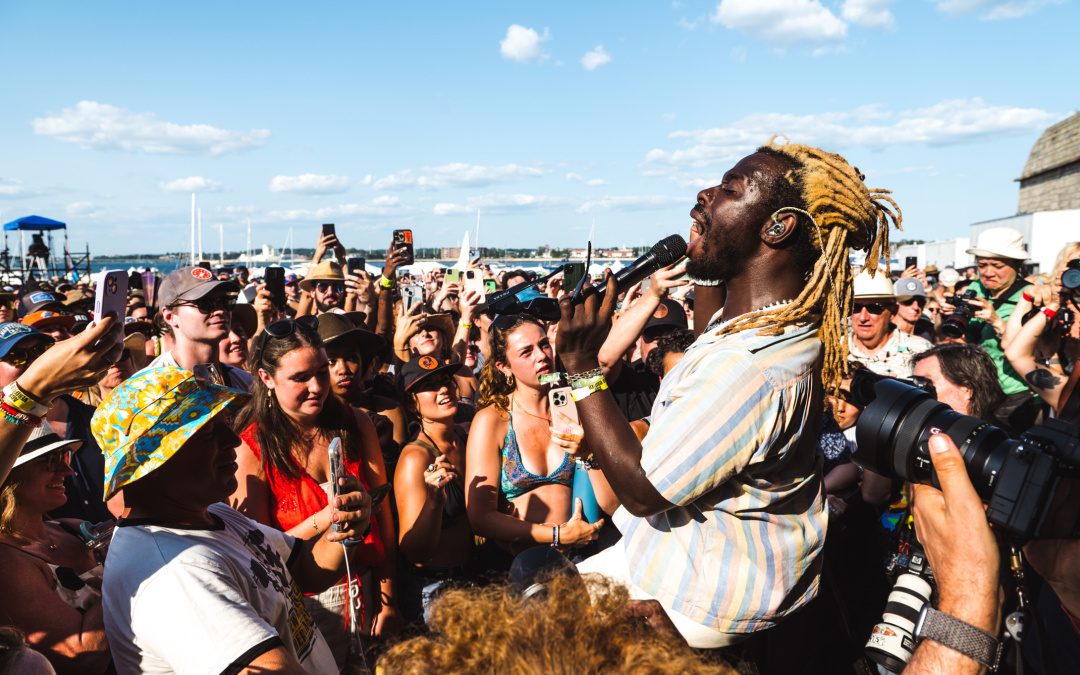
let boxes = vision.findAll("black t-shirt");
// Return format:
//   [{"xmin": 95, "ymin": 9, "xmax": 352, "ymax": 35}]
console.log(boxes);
[
  {"xmin": 608, "ymin": 359, "xmax": 660, "ymax": 423},
  {"xmin": 50, "ymin": 395, "xmax": 112, "ymax": 523}
]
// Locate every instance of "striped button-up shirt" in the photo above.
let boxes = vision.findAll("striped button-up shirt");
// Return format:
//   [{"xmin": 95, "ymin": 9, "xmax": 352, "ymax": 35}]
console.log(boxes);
[{"xmin": 612, "ymin": 320, "xmax": 828, "ymax": 634}]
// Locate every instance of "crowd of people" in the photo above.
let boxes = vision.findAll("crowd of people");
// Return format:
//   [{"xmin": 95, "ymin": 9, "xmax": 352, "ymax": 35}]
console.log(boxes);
[{"xmin": 0, "ymin": 139, "xmax": 1078, "ymax": 675}]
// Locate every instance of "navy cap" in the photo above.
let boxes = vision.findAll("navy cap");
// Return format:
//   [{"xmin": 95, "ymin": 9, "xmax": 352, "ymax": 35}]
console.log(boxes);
[
  {"xmin": 0, "ymin": 322, "xmax": 53, "ymax": 358},
  {"xmin": 643, "ymin": 298, "xmax": 688, "ymax": 337}
]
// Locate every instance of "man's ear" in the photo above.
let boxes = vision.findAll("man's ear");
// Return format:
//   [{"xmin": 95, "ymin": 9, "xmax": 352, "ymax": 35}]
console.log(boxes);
[
  {"xmin": 161, "ymin": 306, "xmax": 180, "ymax": 331},
  {"xmin": 761, "ymin": 211, "xmax": 799, "ymax": 245}
]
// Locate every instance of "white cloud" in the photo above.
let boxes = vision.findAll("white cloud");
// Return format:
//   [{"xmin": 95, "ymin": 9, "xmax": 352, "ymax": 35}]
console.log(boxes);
[
  {"xmin": 643, "ymin": 98, "xmax": 1057, "ymax": 174},
  {"xmin": 32, "ymin": 101, "xmax": 270, "ymax": 155},
  {"xmin": 576, "ymin": 195, "xmax": 685, "ymax": 214},
  {"xmin": 159, "ymin": 176, "xmax": 223, "ymax": 193},
  {"xmin": 266, "ymin": 197, "xmax": 402, "ymax": 222},
  {"xmin": 712, "ymin": 0, "xmax": 848, "ymax": 45},
  {"xmin": 842, "ymin": 0, "xmax": 896, "ymax": 28},
  {"xmin": 269, "ymin": 173, "xmax": 351, "ymax": 195},
  {"xmin": 565, "ymin": 172, "xmax": 608, "ymax": 186},
  {"xmin": 499, "ymin": 24, "xmax": 550, "ymax": 62},
  {"xmin": 222, "ymin": 205, "xmax": 257, "ymax": 215},
  {"xmin": 66, "ymin": 201, "xmax": 101, "ymax": 218},
  {"xmin": 0, "ymin": 177, "xmax": 31, "ymax": 199},
  {"xmin": 371, "ymin": 195, "xmax": 400, "ymax": 207},
  {"xmin": 935, "ymin": 0, "xmax": 1063, "ymax": 20},
  {"xmin": 370, "ymin": 163, "xmax": 546, "ymax": 190},
  {"xmin": 433, "ymin": 194, "xmax": 561, "ymax": 216},
  {"xmin": 581, "ymin": 45, "xmax": 612, "ymax": 71}
]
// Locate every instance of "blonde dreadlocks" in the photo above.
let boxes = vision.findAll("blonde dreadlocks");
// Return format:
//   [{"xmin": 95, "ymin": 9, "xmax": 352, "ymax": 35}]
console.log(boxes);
[{"xmin": 716, "ymin": 140, "xmax": 902, "ymax": 394}]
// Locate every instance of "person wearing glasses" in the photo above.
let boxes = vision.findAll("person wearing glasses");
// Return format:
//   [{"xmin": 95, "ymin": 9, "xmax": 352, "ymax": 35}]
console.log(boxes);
[
  {"xmin": 0, "ymin": 323, "xmax": 112, "ymax": 524},
  {"xmin": 0, "ymin": 423, "xmax": 111, "ymax": 675},
  {"xmin": 892, "ymin": 277, "xmax": 935, "ymax": 342},
  {"xmin": 231, "ymin": 316, "xmax": 394, "ymax": 668},
  {"xmin": 847, "ymin": 269, "xmax": 931, "ymax": 378},
  {"xmin": 300, "ymin": 260, "xmax": 348, "ymax": 315},
  {"xmin": 145, "ymin": 266, "xmax": 251, "ymax": 390}
]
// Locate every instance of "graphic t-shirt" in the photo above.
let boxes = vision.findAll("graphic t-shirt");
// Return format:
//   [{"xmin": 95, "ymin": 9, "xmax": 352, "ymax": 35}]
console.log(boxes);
[{"xmin": 102, "ymin": 503, "xmax": 337, "ymax": 675}]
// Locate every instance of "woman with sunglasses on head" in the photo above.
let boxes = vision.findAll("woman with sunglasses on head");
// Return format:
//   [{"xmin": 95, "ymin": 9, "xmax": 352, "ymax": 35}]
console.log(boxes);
[
  {"xmin": 466, "ymin": 315, "xmax": 614, "ymax": 557},
  {"xmin": 230, "ymin": 316, "xmax": 397, "ymax": 669},
  {"xmin": 394, "ymin": 357, "xmax": 477, "ymax": 624},
  {"xmin": 0, "ymin": 424, "xmax": 113, "ymax": 675}
]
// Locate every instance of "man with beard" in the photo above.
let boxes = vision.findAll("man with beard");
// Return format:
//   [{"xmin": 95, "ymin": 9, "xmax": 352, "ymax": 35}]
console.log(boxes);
[{"xmin": 557, "ymin": 141, "xmax": 902, "ymax": 658}]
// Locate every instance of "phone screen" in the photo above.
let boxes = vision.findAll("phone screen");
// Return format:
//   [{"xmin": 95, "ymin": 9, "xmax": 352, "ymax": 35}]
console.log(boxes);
[
  {"xmin": 562, "ymin": 263, "xmax": 585, "ymax": 292},
  {"xmin": 264, "ymin": 266, "xmax": 285, "ymax": 309}
]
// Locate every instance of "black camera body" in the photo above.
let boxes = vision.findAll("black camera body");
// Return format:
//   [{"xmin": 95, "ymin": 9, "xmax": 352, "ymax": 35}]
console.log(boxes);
[
  {"xmin": 940, "ymin": 289, "xmax": 978, "ymax": 339},
  {"xmin": 1062, "ymin": 258, "xmax": 1080, "ymax": 295},
  {"xmin": 851, "ymin": 371, "xmax": 1080, "ymax": 541}
]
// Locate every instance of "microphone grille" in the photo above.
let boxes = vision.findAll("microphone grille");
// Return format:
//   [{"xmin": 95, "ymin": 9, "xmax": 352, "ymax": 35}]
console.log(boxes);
[{"xmin": 651, "ymin": 234, "xmax": 687, "ymax": 266}]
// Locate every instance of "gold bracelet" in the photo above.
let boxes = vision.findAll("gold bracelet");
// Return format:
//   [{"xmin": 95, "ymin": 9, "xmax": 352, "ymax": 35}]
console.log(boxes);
[{"xmin": 312, "ymin": 514, "xmax": 321, "ymax": 533}]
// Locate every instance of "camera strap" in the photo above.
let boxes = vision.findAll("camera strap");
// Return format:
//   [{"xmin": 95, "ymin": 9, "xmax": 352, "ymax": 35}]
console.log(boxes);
[{"xmin": 1003, "ymin": 545, "xmax": 1030, "ymax": 675}]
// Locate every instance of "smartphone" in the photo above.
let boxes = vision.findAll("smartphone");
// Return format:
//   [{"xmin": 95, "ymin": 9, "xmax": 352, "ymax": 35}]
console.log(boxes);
[
  {"xmin": 327, "ymin": 437, "xmax": 346, "ymax": 532},
  {"xmin": 548, "ymin": 386, "xmax": 581, "ymax": 427},
  {"xmin": 346, "ymin": 257, "xmax": 366, "ymax": 276},
  {"xmin": 94, "ymin": 270, "xmax": 128, "ymax": 345},
  {"xmin": 484, "ymin": 279, "xmax": 498, "ymax": 294},
  {"xmin": 392, "ymin": 229, "xmax": 414, "ymax": 266},
  {"xmin": 464, "ymin": 269, "xmax": 486, "ymax": 303},
  {"xmin": 562, "ymin": 263, "xmax": 585, "ymax": 294},
  {"xmin": 905, "ymin": 256, "xmax": 918, "ymax": 270},
  {"xmin": 402, "ymin": 283, "xmax": 425, "ymax": 313},
  {"xmin": 322, "ymin": 223, "xmax": 336, "ymax": 238},
  {"xmin": 264, "ymin": 266, "xmax": 285, "ymax": 309},
  {"xmin": 444, "ymin": 268, "xmax": 462, "ymax": 285}
]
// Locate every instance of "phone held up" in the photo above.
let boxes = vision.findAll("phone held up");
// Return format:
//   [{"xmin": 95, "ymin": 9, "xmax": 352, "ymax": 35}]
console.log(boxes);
[
  {"xmin": 464, "ymin": 269, "xmax": 486, "ymax": 303},
  {"xmin": 905, "ymin": 256, "xmax": 918, "ymax": 270},
  {"xmin": 264, "ymin": 266, "xmax": 286, "ymax": 309},
  {"xmin": 322, "ymin": 223, "xmax": 336, "ymax": 238},
  {"xmin": 548, "ymin": 386, "xmax": 581, "ymax": 427},
  {"xmin": 327, "ymin": 437, "xmax": 347, "ymax": 533},
  {"xmin": 346, "ymin": 257, "xmax": 366, "ymax": 276},
  {"xmin": 94, "ymin": 270, "xmax": 128, "ymax": 346},
  {"xmin": 392, "ymin": 229, "xmax": 415, "ymax": 266}
]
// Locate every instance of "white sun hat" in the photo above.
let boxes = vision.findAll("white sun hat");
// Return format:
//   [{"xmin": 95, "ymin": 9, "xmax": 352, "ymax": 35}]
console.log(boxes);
[
  {"xmin": 853, "ymin": 269, "xmax": 895, "ymax": 301},
  {"xmin": 965, "ymin": 227, "xmax": 1029, "ymax": 261},
  {"xmin": 13, "ymin": 422, "xmax": 83, "ymax": 468}
]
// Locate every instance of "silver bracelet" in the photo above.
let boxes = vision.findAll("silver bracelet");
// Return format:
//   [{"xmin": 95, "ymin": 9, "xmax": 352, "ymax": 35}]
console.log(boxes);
[
  {"xmin": 551, "ymin": 525, "xmax": 561, "ymax": 548},
  {"xmin": 567, "ymin": 368, "xmax": 604, "ymax": 386}
]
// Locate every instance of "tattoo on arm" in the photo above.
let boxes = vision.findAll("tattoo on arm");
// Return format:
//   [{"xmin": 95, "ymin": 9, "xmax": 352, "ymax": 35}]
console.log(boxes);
[{"xmin": 1025, "ymin": 368, "xmax": 1062, "ymax": 391}]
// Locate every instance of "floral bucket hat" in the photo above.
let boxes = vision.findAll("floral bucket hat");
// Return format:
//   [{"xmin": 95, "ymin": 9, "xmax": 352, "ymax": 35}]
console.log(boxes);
[{"xmin": 91, "ymin": 366, "xmax": 249, "ymax": 498}]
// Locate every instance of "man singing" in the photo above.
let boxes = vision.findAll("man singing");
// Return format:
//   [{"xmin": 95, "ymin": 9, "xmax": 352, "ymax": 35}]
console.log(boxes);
[{"xmin": 558, "ymin": 140, "xmax": 901, "ymax": 649}]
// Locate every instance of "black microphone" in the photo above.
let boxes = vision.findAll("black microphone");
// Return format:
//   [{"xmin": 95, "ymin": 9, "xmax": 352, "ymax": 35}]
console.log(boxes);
[{"xmin": 573, "ymin": 234, "xmax": 687, "ymax": 304}]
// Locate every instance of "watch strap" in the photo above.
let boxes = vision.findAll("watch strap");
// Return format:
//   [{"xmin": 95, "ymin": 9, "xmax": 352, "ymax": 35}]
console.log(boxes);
[{"xmin": 916, "ymin": 606, "xmax": 1002, "ymax": 670}]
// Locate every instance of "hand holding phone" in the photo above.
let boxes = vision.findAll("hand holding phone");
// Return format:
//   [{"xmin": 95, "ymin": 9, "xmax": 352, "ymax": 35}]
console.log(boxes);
[
  {"xmin": 346, "ymin": 257, "xmax": 366, "ymax": 276},
  {"xmin": 264, "ymin": 266, "xmax": 286, "ymax": 309},
  {"xmin": 905, "ymin": 256, "xmax": 918, "ymax": 270},
  {"xmin": 327, "ymin": 437, "xmax": 346, "ymax": 533},
  {"xmin": 94, "ymin": 270, "xmax": 128, "ymax": 347},
  {"xmin": 392, "ymin": 229, "xmax": 415, "ymax": 266},
  {"xmin": 463, "ymin": 269, "xmax": 486, "ymax": 303}
]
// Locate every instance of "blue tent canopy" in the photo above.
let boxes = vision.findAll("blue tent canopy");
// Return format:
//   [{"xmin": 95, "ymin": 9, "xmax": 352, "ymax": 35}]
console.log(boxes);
[{"xmin": 3, "ymin": 215, "xmax": 67, "ymax": 231}]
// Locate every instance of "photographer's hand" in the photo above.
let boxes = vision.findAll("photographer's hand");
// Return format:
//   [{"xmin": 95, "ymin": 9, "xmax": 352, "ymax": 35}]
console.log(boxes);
[{"xmin": 908, "ymin": 433, "xmax": 1001, "ymax": 675}]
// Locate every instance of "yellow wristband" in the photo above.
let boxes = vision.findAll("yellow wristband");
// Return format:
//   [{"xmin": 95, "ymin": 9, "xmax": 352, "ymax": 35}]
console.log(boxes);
[
  {"xmin": 3, "ymin": 382, "xmax": 50, "ymax": 417},
  {"xmin": 570, "ymin": 376, "xmax": 608, "ymax": 402},
  {"xmin": 460, "ymin": 322, "xmax": 472, "ymax": 329},
  {"xmin": 378, "ymin": 276, "xmax": 393, "ymax": 289}
]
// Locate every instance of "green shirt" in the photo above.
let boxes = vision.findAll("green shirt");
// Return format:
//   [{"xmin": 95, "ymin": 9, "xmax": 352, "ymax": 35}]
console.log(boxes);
[{"xmin": 968, "ymin": 279, "xmax": 1029, "ymax": 395}]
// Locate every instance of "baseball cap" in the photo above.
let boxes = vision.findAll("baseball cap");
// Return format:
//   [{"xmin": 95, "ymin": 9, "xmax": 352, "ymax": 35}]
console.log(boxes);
[
  {"xmin": 643, "ymin": 298, "xmax": 688, "ymax": 338},
  {"xmin": 0, "ymin": 322, "xmax": 52, "ymax": 359},
  {"xmin": 91, "ymin": 366, "xmax": 249, "ymax": 498},
  {"xmin": 18, "ymin": 290, "xmax": 66, "ymax": 318},
  {"xmin": 22, "ymin": 310, "xmax": 76, "ymax": 331},
  {"xmin": 894, "ymin": 278, "xmax": 927, "ymax": 300},
  {"xmin": 158, "ymin": 266, "xmax": 239, "ymax": 308},
  {"xmin": 13, "ymin": 422, "xmax": 83, "ymax": 468},
  {"xmin": 400, "ymin": 354, "xmax": 460, "ymax": 393}
]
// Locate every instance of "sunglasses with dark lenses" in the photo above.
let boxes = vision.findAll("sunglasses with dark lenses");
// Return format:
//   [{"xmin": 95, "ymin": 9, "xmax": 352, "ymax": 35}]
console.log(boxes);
[
  {"xmin": 851, "ymin": 302, "xmax": 889, "ymax": 316},
  {"xmin": 2, "ymin": 342, "xmax": 53, "ymax": 367},
  {"xmin": 253, "ymin": 315, "xmax": 320, "ymax": 367},
  {"xmin": 174, "ymin": 294, "xmax": 236, "ymax": 314},
  {"xmin": 315, "ymin": 282, "xmax": 345, "ymax": 294},
  {"xmin": 35, "ymin": 448, "xmax": 73, "ymax": 471},
  {"xmin": 898, "ymin": 297, "xmax": 926, "ymax": 307}
]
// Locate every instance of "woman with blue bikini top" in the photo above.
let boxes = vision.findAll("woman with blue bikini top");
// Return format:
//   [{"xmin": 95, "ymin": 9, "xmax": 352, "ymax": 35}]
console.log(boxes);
[{"xmin": 466, "ymin": 315, "xmax": 614, "ymax": 554}]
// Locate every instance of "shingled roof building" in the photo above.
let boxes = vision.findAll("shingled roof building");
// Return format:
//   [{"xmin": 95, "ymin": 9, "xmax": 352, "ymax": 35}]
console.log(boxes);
[{"xmin": 1018, "ymin": 111, "xmax": 1080, "ymax": 213}]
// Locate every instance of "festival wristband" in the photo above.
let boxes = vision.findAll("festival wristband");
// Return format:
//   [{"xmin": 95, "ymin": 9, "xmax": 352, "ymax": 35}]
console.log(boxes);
[
  {"xmin": 3, "ymin": 382, "xmax": 51, "ymax": 417},
  {"xmin": 1043, "ymin": 308, "xmax": 1057, "ymax": 320},
  {"xmin": 378, "ymin": 276, "xmax": 393, "ymax": 289},
  {"xmin": 459, "ymin": 322, "xmax": 472, "ymax": 330},
  {"xmin": 1022, "ymin": 291, "xmax": 1034, "ymax": 302},
  {"xmin": 567, "ymin": 368, "xmax": 604, "ymax": 386},
  {"xmin": 571, "ymin": 375, "xmax": 608, "ymax": 402}
]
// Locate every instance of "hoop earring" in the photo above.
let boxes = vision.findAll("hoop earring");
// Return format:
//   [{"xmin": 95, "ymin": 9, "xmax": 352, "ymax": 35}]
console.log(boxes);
[{"xmin": 505, "ymin": 372, "xmax": 515, "ymax": 388}]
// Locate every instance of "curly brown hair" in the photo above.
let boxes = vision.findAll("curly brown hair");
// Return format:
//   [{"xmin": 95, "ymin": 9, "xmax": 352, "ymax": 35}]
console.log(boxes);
[
  {"xmin": 377, "ymin": 574, "xmax": 734, "ymax": 674},
  {"xmin": 476, "ymin": 315, "xmax": 544, "ymax": 413}
]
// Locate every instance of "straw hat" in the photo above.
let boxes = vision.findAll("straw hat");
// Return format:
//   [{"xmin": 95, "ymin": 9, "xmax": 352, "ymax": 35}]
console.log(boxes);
[
  {"xmin": 966, "ymin": 227, "xmax": 1029, "ymax": 261},
  {"xmin": 852, "ymin": 270, "xmax": 895, "ymax": 301},
  {"xmin": 299, "ymin": 260, "xmax": 345, "ymax": 292}
]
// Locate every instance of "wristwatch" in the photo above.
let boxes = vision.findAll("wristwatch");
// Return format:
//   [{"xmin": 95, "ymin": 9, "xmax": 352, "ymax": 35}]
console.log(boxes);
[{"xmin": 914, "ymin": 605, "xmax": 1003, "ymax": 670}]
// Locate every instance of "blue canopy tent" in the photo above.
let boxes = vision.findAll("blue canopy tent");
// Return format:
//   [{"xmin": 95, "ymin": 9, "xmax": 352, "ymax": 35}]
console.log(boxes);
[{"xmin": 1, "ymin": 215, "xmax": 83, "ymax": 282}]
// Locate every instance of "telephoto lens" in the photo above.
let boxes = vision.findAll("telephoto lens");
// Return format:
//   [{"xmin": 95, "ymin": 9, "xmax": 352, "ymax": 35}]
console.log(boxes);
[{"xmin": 866, "ymin": 572, "xmax": 934, "ymax": 672}]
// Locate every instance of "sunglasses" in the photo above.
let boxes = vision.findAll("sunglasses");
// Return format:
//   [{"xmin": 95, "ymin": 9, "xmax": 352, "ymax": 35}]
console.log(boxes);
[
  {"xmin": 898, "ymin": 297, "xmax": 926, "ymax": 307},
  {"xmin": 489, "ymin": 298, "xmax": 562, "ymax": 332},
  {"xmin": 315, "ymin": 282, "xmax": 345, "ymax": 294},
  {"xmin": 253, "ymin": 315, "xmax": 319, "ymax": 367},
  {"xmin": 173, "ymin": 295, "xmax": 236, "ymax": 314},
  {"xmin": 34, "ymin": 448, "xmax": 73, "ymax": 471},
  {"xmin": 851, "ymin": 302, "xmax": 890, "ymax": 316},
  {"xmin": 2, "ymin": 341, "xmax": 53, "ymax": 368}
]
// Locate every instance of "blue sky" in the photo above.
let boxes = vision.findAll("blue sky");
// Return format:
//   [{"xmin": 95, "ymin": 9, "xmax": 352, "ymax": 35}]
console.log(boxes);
[{"xmin": 1, "ymin": 1, "xmax": 1077, "ymax": 256}]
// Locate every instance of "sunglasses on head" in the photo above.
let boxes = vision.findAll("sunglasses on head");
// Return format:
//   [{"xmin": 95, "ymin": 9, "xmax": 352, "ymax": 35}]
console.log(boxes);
[
  {"xmin": 315, "ymin": 282, "xmax": 344, "ymax": 294},
  {"xmin": 35, "ymin": 448, "xmax": 73, "ymax": 471},
  {"xmin": 2, "ymin": 341, "xmax": 53, "ymax": 368},
  {"xmin": 173, "ymin": 294, "xmax": 236, "ymax": 314},
  {"xmin": 851, "ymin": 302, "xmax": 890, "ymax": 316},
  {"xmin": 253, "ymin": 315, "xmax": 319, "ymax": 367}
]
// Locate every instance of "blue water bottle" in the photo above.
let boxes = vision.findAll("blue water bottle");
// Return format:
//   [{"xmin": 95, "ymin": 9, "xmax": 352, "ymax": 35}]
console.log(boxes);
[{"xmin": 572, "ymin": 461, "xmax": 603, "ymax": 523}]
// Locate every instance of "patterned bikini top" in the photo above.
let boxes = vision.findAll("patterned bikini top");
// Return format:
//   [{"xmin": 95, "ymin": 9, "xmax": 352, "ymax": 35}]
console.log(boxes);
[{"xmin": 499, "ymin": 406, "xmax": 574, "ymax": 501}]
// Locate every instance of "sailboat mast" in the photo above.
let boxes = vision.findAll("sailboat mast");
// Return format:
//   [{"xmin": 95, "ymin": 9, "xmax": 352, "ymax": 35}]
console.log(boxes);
[{"xmin": 190, "ymin": 193, "xmax": 196, "ymax": 266}]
